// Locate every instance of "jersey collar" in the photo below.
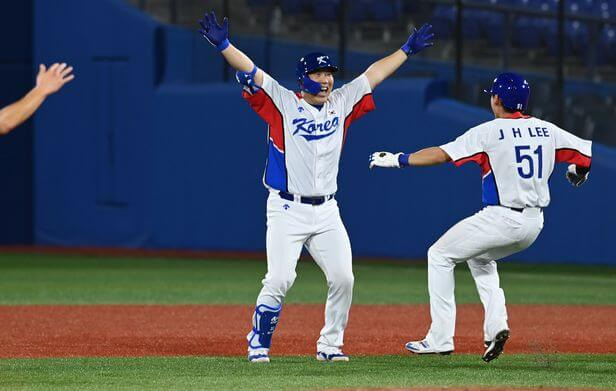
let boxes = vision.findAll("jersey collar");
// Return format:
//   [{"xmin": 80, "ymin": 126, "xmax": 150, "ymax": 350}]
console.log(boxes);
[
  {"xmin": 296, "ymin": 91, "xmax": 329, "ymax": 115},
  {"xmin": 502, "ymin": 111, "xmax": 531, "ymax": 119}
]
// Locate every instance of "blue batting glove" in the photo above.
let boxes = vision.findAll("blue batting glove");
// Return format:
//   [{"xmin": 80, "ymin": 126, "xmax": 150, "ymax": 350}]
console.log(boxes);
[
  {"xmin": 198, "ymin": 11, "xmax": 230, "ymax": 51},
  {"xmin": 401, "ymin": 23, "xmax": 435, "ymax": 56}
]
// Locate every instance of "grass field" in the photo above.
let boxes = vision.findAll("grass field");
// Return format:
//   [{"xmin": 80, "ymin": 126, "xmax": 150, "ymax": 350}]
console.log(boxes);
[
  {"xmin": 1, "ymin": 252, "xmax": 615, "ymax": 390},
  {"xmin": 2, "ymin": 355, "xmax": 615, "ymax": 390},
  {"xmin": 1, "ymin": 253, "xmax": 615, "ymax": 305}
]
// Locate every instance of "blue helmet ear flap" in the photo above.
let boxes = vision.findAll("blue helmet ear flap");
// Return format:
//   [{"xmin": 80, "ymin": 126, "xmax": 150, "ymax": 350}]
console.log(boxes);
[{"xmin": 300, "ymin": 74, "xmax": 323, "ymax": 95}]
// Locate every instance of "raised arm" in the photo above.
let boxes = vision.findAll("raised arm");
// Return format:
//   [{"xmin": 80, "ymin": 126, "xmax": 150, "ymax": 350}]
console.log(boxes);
[
  {"xmin": 199, "ymin": 11, "xmax": 264, "ymax": 87},
  {"xmin": 369, "ymin": 147, "xmax": 451, "ymax": 169},
  {"xmin": 0, "ymin": 63, "xmax": 74, "ymax": 135},
  {"xmin": 364, "ymin": 24, "xmax": 434, "ymax": 90}
]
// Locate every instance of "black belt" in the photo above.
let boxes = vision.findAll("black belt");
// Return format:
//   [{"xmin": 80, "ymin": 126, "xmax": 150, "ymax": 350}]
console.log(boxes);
[
  {"xmin": 507, "ymin": 206, "xmax": 542, "ymax": 213},
  {"xmin": 278, "ymin": 191, "xmax": 334, "ymax": 205}
]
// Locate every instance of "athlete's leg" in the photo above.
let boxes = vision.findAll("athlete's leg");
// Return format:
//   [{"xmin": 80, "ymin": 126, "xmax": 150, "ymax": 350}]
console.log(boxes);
[
  {"xmin": 247, "ymin": 194, "xmax": 310, "ymax": 357},
  {"xmin": 467, "ymin": 208, "xmax": 543, "ymax": 343},
  {"xmin": 424, "ymin": 236, "xmax": 460, "ymax": 352},
  {"xmin": 467, "ymin": 257, "xmax": 507, "ymax": 343},
  {"xmin": 304, "ymin": 200, "xmax": 353, "ymax": 354},
  {"xmin": 424, "ymin": 206, "xmax": 542, "ymax": 351},
  {"xmin": 256, "ymin": 223, "xmax": 303, "ymax": 308}
]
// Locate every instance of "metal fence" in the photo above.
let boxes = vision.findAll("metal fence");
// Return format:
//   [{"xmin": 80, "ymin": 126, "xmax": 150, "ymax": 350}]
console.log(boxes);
[{"xmin": 127, "ymin": 0, "xmax": 616, "ymax": 144}]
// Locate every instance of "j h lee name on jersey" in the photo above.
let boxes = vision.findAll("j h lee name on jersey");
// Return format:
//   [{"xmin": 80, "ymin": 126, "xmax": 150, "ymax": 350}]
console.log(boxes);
[
  {"xmin": 292, "ymin": 117, "xmax": 339, "ymax": 141},
  {"xmin": 498, "ymin": 127, "xmax": 550, "ymax": 140}
]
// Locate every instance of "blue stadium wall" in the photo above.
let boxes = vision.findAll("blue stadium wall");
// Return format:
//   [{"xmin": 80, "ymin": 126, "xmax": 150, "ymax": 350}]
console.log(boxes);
[
  {"xmin": 33, "ymin": 0, "xmax": 615, "ymax": 265},
  {"xmin": 0, "ymin": 1, "xmax": 34, "ymax": 244}
]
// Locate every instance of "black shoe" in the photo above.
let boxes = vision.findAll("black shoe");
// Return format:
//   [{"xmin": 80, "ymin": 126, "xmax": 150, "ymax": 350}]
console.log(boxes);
[{"xmin": 482, "ymin": 330, "xmax": 509, "ymax": 363}]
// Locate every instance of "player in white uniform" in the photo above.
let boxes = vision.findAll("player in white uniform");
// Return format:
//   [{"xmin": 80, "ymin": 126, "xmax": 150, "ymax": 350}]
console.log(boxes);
[
  {"xmin": 198, "ymin": 10, "xmax": 434, "ymax": 362},
  {"xmin": 369, "ymin": 73, "xmax": 592, "ymax": 362}
]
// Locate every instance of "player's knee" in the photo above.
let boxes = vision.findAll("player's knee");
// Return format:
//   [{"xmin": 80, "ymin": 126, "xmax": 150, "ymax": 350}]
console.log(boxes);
[
  {"xmin": 265, "ymin": 272, "xmax": 296, "ymax": 295},
  {"xmin": 427, "ymin": 245, "xmax": 450, "ymax": 266},
  {"xmin": 329, "ymin": 272, "xmax": 354, "ymax": 291},
  {"xmin": 427, "ymin": 245, "xmax": 440, "ymax": 261}
]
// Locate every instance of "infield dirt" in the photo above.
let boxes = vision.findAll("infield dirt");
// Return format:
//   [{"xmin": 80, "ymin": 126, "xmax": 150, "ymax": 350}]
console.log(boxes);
[{"xmin": 1, "ymin": 304, "xmax": 615, "ymax": 358}]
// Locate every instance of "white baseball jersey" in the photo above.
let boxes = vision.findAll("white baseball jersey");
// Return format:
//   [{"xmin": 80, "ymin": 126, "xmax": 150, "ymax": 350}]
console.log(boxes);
[
  {"xmin": 244, "ymin": 72, "xmax": 375, "ymax": 197},
  {"xmin": 440, "ymin": 113, "xmax": 592, "ymax": 208}
]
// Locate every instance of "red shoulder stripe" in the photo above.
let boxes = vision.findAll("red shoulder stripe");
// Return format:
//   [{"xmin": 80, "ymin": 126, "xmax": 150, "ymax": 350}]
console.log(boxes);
[
  {"xmin": 555, "ymin": 148, "xmax": 591, "ymax": 167},
  {"xmin": 243, "ymin": 89, "xmax": 285, "ymax": 152},
  {"xmin": 453, "ymin": 152, "xmax": 491, "ymax": 176},
  {"xmin": 342, "ymin": 93, "xmax": 375, "ymax": 146}
]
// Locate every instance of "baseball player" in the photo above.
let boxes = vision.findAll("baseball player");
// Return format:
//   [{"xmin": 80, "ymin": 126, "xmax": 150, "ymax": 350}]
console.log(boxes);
[
  {"xmin": 198, "ymin": 11, "xmax": 434, "ymax": 362},
  {"xmin": 369, "ymin": 73, "xmax": 592, "ymax": 362},
  {"xmin": 0, "ymin": 63, "xmax": 74, "ymax": 135}
]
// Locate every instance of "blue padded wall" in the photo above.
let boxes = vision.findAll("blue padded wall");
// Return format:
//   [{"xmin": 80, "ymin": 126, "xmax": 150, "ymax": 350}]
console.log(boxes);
[
  {"xmin": 33, "ymin": 0, "xmax": 616, "ymax": 265},
  {"xmin": 34, "ymin": 0, "xmax": 158, "ymax": 246},
  {"xmin": 0, "ymin": 0, "xmax": 33, "ymax": 244}
]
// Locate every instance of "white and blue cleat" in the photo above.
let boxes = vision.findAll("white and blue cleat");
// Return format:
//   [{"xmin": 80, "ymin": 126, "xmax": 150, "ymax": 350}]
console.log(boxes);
[
  {"xmin": 405, "ymin": 339, "xmax": 453, "ymax": 355},
  {"xmin": 316, "ymin": 349, "xmax": 349, "ymax": 362},
  {"xmin": 248, "ymin": 348, "xmax": 270, "ymax": 363}
]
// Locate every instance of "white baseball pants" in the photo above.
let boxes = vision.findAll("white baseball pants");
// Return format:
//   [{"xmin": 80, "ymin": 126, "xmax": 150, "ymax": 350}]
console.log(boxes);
[
  {"xmin": 424, "ymin": 205, "xmax": 544, "ymax": 352},
  {"xmin": 255, "ymin": 190, "xmax": 354, "ymax": 352}
]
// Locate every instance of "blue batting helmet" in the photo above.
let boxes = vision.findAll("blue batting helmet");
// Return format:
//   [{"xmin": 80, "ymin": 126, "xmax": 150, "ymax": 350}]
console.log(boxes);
[
  {"xmin": 296, "ymin": 52, "xmax": 338, "ymax": 95},
  {"xmin": 484, "ymin": 72, "xmax": 531, "ymax": 112}
]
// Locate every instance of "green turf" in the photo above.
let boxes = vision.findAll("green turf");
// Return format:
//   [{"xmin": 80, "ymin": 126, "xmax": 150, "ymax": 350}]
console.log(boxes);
[
  {"xmin": 1, "ymin": 355, "xmax": 614, "ymax": 390},
  {"xmin": 0, "ymin": 253, "xmax": 614, "ymax": 390},
  {"xmin": 0, "ymin": 253, "xmax": 614, "ymax": 305}
]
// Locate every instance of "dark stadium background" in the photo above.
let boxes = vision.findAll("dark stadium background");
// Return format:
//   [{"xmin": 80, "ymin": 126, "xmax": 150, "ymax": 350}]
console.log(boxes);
[{"xmin": 0, "ymin": 0, "xmax": 614, "ymax": 265}]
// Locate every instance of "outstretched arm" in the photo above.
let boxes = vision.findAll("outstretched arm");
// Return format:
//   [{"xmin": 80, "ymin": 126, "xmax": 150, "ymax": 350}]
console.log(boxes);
[
  {"xmin": 369, "ymin": 147, "xmax": 451, "ymax": 169},
  {"xmin": 0, "ymin": 63, "xmax": 74, "ymax": 135},
  {"xmin": 407, "ymin": 147, "xmax": 451, "ymax": 166},
  {"xmin": 199, "ymin": 11, "xmax": 263, "ymax": 86},
  {"xmin": 364, "ymin": 23, "xmax": 434, "ymax": 90}
]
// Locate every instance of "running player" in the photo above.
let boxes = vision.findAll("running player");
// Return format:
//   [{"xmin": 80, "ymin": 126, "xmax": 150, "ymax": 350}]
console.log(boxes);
[
  {"xmin": 198, "ymin": 10, "xmax": 434, "ymax": 362},
  {"xmin": 369, "ymin": 72, "xmax": 592, "ymax": 362}
]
